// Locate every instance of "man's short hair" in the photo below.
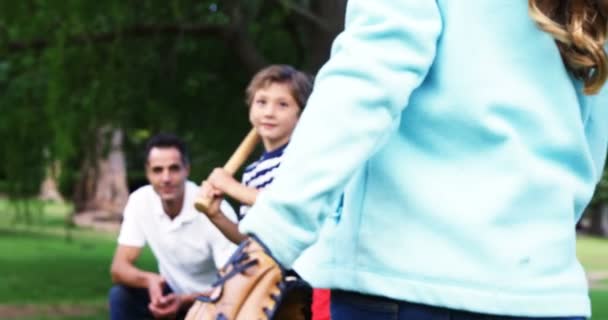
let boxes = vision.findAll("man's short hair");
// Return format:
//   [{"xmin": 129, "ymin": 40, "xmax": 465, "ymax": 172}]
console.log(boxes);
[
  {"xmin": 245, "ymin": 64, "xmax": 314, "ymax": 111},
  {"xmin": 144, "ymin": 133, "xmax": 190, "ymax": 165}
]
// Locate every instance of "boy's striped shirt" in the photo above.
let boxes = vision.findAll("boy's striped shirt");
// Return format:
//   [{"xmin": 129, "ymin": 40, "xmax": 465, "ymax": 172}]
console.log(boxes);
[{"xmin": 239, "ymin": 143, "xmax": 288, "ymax": 219}]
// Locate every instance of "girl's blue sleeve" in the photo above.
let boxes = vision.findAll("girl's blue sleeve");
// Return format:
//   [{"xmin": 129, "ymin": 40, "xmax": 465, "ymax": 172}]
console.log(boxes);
[{"xmin": 239, "ymin": 0, "xmax": 443, "ymax": 267}]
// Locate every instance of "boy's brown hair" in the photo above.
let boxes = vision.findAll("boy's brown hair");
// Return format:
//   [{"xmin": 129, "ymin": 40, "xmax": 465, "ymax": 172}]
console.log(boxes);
[{"xmin": 245, "ymin": 64, "xmax": 313, "ymax": 110}]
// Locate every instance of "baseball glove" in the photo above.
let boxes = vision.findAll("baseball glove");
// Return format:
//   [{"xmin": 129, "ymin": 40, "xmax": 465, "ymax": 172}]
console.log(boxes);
[{"xmin": 185, "ymin": 236, "xmax": 312, "ymax": 320}]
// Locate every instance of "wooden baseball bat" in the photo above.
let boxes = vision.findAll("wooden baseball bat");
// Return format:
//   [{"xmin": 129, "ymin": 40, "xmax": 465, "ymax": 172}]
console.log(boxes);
[{"xmin": 194, "ymin": 128, "xmax": 260, "ymax": 213}]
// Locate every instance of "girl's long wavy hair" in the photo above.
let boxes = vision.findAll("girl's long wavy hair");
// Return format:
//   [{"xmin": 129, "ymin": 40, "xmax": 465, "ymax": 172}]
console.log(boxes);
[{"xmin": 529, "ymin": 0, "xmax": 608, "ymax": 94}]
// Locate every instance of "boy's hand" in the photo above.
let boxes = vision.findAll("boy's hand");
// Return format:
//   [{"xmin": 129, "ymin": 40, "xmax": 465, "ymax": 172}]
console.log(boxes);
[
  {"xmin": 207, "ymin": 168, "xmax": 240, "ymax": 193},
  {"xmin": 200, "ymin": 180, "xmax": 224, "ymax": 198},
  {"xmin": 199, "ymin": 181, "xmax": 224, "ymax": 219}
]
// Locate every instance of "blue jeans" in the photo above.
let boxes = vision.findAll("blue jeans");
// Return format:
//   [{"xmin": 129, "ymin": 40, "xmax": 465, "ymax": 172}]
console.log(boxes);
[
  {"xmin": 109, "ymin": 284, "xmax": 188, "ymax": 320},
  {"xmin": 331, "ymin": 290, "xmax": 586, "ymax": 320}
]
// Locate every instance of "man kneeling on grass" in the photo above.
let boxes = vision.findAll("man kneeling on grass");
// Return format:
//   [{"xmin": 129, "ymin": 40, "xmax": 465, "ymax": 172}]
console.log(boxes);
[{"xmin": 108, "ymin": 133, "xmax": 237, "ymax": 320}]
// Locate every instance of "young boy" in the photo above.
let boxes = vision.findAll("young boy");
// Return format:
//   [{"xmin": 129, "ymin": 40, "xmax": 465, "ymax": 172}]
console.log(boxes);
[
  {"xmin": 199, "ymin": 64, "xmax": 330, "ymax": 320},
  {"xmin": 199, "ymin": 64, "xmax": 312, "ymax": 243}
]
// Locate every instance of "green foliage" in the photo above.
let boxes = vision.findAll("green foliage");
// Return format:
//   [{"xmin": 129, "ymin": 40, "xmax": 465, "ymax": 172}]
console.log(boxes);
[
  {"xmin": 0, "ymin": 0, "xmax": 346, "ymax": 206},
  {"xmin": 0, "ymin": 0, "xmax": 309, "ymax": 197},
  {"xmin": 0, "ymin": 198, "xmax": 72, "ymax": 227}
]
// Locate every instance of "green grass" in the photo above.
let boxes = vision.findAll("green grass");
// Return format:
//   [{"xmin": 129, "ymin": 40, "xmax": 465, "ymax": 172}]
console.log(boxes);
[
  {"xmin": 591, "ymin": 290, "xmax": 608, "ymax": 319},
  {"xmin": 2, "ymin": 305, "xmax": 109, "ymax": 320},
  {"xmin": 0, "ymin": 229, "xmax": 116, "ymax": 304},
  {"xmin": 580, "ymin": 235, "xmax": 608, "ymax": 319},
  {"xmin": 599, "ymin": 278, "xmax": 608, "ymax": 287},
  {"xmin": 0, "ymin": 199, "xmax": 156, "ymax": 319},
  {"xmin": 2, "ymin": 199, "xmax": 608, "ymax": 319},
  {"xmin": 19, "ymin": 316, "xmax": 107, "ymax": 320},
  {"xmin": 577, "ymin": 236, "xmax": 608, "ymax": 272}
]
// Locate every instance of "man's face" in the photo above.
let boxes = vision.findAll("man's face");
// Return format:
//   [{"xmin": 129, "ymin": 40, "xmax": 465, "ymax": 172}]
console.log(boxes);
[{"xmin": 145, "ymin": 147, "xmax": 189, "ymax": 203}]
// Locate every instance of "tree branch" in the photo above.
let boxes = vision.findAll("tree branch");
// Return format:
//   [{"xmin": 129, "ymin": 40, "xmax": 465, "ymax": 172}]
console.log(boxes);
[
  {"xmin": 271, "ymin": 0, "xmax": 331, "ymax": 32},
  {"xmin": 223, "ymin": 26, "xmax": 267, "ymax": 75},
  {"xmin": 218, "ymin": 0, "xmax": 268, "ymax": 75},
  {"xmin": 6, "ymin": 23, "xmax": 227, "ymax": 53}
]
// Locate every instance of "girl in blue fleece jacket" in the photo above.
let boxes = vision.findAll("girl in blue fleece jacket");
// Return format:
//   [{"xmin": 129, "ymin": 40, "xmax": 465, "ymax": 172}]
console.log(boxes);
[{"xmin": 240, "ymin": 1, "xmax": 608, "ymax": 319}]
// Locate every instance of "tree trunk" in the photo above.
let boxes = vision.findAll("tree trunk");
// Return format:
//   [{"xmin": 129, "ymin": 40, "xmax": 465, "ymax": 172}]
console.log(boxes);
[
  {"xmin": 39, "ymin": 161, "xmax": 64, "ymax": 202},
  {"xmin": 590, "ymin": 203, "xmax": 608, "ymax": 237},
  {"xmin": 73, "ymin": 127, "xmax": 129, "ymax": 220}
]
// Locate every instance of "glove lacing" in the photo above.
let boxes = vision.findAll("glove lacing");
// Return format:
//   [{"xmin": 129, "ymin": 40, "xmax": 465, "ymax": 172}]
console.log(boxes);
[{"xmin": 195, "ymin": 237, "xmax": 283, "ymax": 312}]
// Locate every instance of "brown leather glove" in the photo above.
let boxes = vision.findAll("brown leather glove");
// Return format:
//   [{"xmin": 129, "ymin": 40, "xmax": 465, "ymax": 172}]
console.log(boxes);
[{"xmin": 185, "ymin": 236, "xmax": 312, "ymax": 320}]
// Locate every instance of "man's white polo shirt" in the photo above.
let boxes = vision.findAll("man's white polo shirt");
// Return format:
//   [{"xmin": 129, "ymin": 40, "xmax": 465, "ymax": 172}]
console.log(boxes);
[{"xmin": 117, "ymin": 181, "xmax": 237, "ymax": 294}]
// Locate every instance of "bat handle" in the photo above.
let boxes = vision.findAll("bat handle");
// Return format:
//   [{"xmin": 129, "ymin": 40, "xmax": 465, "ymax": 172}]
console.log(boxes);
[
  {"xmin": 194, "ymin": 128, "xmax": 260, "ymax": 214},
  {"xmin": 223, "ymin": 128, "xmax": 260, "ymax": 175},
  {"xmin": 194, "ymin": 195, "xmax": 213, "ymax": 213}
]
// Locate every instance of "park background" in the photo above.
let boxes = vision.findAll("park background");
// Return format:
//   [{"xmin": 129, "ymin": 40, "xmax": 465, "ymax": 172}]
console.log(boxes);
[{"xmin": 1, "ymin": 1, "xmax": 608, "ymax": 319}]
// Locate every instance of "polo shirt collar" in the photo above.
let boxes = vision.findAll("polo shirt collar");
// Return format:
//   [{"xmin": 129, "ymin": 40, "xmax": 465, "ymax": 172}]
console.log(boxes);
[{"xmin": 153, "ymin": 182, "xmax": 198, "ymax": 226}]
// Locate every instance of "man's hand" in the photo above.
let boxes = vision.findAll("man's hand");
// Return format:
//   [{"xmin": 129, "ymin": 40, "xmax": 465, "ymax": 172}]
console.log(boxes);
[
  {"xmin": 146, "ymin": 274, "xmax": 182, "ymax": 319},
  {"xmin": 147, "ymin": 274, "xmax": 166, "ymax": 306},
  {"xmin": 148, "ymin": 293, "xmax": 182, "ymax": 319}
]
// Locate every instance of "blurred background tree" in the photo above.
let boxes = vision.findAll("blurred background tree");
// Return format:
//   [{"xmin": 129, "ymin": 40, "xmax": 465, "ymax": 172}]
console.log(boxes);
[
  {"xmin": 2, "ymin": 2, "xmax": 608, "ymax": 319},
  {"xmin": 1, "ymin": 0, "xmax": 607, "ymax": 235},
  {"xmin": 0, "ymin": 0, "xmax": 346, "ymax": 221}
]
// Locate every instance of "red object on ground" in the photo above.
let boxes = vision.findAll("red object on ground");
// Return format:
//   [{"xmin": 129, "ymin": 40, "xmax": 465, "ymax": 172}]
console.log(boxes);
[{"xmin": 312, "ymin": 288, "xmax": 331, "ymax": 320}]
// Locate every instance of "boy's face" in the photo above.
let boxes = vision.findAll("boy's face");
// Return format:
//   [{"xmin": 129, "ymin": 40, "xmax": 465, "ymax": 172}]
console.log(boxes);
[{"xmin": 249, "ymin": 82, "xmax": 301, "ymax": 150}]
